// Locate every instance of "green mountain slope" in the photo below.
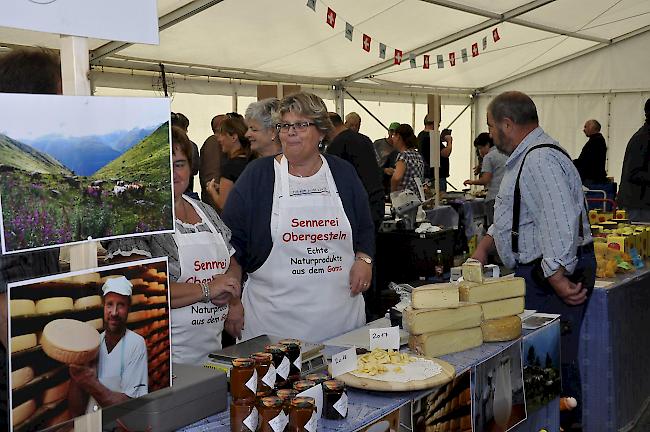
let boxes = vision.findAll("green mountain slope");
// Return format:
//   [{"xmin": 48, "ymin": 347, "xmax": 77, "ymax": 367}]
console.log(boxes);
[
  {"xmin": 0, "ymin": 134, "xmax": 73, "ymax": 175},
  {"xmin": 93, "ymin": 122, "xmax": 171, "ymax": 184}
]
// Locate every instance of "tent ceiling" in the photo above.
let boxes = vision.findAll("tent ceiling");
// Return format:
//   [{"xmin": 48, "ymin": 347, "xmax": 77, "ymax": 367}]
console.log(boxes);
[{"xmin": 2, "ymin": 0, "xmax": 649, "ymax": 93}]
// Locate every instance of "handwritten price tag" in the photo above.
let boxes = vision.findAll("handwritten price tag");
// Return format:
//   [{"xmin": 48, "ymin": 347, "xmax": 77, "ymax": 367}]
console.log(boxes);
[
  {"xmin": 369, "ymin": 326, "xmax": 400, "ymax": 350},
  {"xmin": 331, "ymin": 347, "xmax": 357, "ymax": 377}
]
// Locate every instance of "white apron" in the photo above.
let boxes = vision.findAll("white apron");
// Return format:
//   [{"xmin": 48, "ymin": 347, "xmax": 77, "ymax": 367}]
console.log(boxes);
[
  {"xmin": 242, "ymin": 156, "xmax": 365, "ymax": 342},
  {"xmin": 172, "ymin": 195, "xmax": 231, "ymax": 365}
]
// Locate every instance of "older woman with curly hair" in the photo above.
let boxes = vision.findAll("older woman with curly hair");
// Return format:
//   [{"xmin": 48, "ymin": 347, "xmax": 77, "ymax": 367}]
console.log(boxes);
[
  {"xmin": 222, "ymin": 92, "xmax": 375, "ymax": 342},
  {"xmin": 245, "ymin": 97, "xmax": 281, "ymax": 157}
]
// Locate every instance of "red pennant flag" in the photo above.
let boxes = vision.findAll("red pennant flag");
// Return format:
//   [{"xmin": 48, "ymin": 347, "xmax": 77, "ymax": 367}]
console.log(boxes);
[
  {"xmin": 394, "ymin": 49, "xmax": 403, "ymax": 65},
  {"xmin": 449, "ymin": 52, "xmax": 456, "ymax": 66},
  {"xmin": 493, "ymin": 28, "xmax": 500, "ymax": 42},
  {"xmin": 472, "ymin": 43, "xmax": 479, "ymax": 57},
  {"xmin": 423, "ymin": 55, "xmax": 430, "ymax": 69},
  {"xmin": 362, "ymin": 34, "xmax": 371, "ymax": 52},
  {"xmin": 326, "ymin": 7, "xmax": 336, "ymax": 28}
]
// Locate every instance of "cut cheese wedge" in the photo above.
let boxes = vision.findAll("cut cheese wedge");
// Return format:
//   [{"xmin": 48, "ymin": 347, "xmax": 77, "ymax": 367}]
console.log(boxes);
[
  {"xmin": 481, "ymin": 315, "xmax": 522, "ymax": 342},
  {"xmin": 409, "ymin": 327, "xmax": 483, "ymax": 357},
  {"xmin": 11, "ymin": 366, "xmax": 34, "ymax": 389},
  {"xmin": 10, "ymin": 299, "xmax": 36, "ymax": 317},
  {"xmin": 11, "ymin": 333, "xmax": 37, "ymax": 353},
  {"xmin": 461, "ymin": 260, "xmax": 483, "ymax": 283},
  {"xmin": 481, "ymin": 297, "xmax": 525, "ymax": 320},
  {"xmin": 41, "ymin": 319, "xmax": 100, "ymax": 364},
  {"xmin": 36, "ymin": 297, "xmax": 73, "ymax": 314},
  {"xmin": 74, "ymin": 295, "xmax": 102, "ymax": 310},
  {"xmin": 411, "ymin": 283, "xmax": 460, "ymax": 309},
  {"xmin": 459, "ymin": 277, "xmax": 525, "ymax": 303},
  {"xmin": 403, "ymin": 302, "xmax": 482, "ymax": 335},
  {"xmin": 12, "ymin": 399, "xmax": 36, "ymax": 426}
]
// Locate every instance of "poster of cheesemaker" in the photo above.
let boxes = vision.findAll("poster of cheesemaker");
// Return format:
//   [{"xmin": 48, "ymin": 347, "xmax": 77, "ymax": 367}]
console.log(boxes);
[
  {"xmin": 0, "ymin": 93, "xmax": 174, "ymax": 254},
  {"xmin": 7, "ymin": 257, "xmax": 171, "ymax": 432},
  {"xmin": 472, "ymin": 340, "xmax": 526, "ymax": 432}
]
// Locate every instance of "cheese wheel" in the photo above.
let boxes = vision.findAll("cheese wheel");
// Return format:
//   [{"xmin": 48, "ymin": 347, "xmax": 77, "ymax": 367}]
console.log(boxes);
[
  {"xmin": 10, "ymin": 299, "xmax": 36, "ymax": 316},
  {"xmin": 74, "ymin": 295, "xmax": 102, "ymax": 310},
  {"xmin": 85, "ymin": 318, "xmax": 104, "ymax": 331},
  {"xmin": 129, "ymin": 278, "xmax": 145, "ymax": 286},
  {"xmin": 480, "ymin": 315, "xmax": 522, "ymax": 342},
  {"xmin": 36, "ymin": 297, "xmax": 73, "ymax": 314},
  {"xmin": 43, "ymin": 380, "xmax": 71, "ymax": 404},
  {"xmin": 154, "ymin": 271, "xmax": 167, "ymax": 283},
  {"xmin": 11, "ymin": 333, "xmax": 37, "ymax": 353},
  {"xmin": 11, "ymin": 366, "xmax": 34, "ymax": 389},
  {"xmin": 41, "ymin": 319, "xmax": 100, "ymax": 364},
  {"xmin": 460, "ymin": 414, "xmax": 471, "ymax": 429},
  {"xmin": 148, "ymin": 295, "xmax": 166, "ymax": 304},
  {"xmin": 70, "ymin": 273, "xmax": 101, "ymax": 284},
  {"xmin": 127, "ymin": 310, "xmax": 147, "ymax": 323},
  {"xmin": 132, "ymin": 294, "xmax": 146, "ymax": 305},
  {"xmin": 12, "ymin": 399, "xmax": 36, "ymax": 426}
]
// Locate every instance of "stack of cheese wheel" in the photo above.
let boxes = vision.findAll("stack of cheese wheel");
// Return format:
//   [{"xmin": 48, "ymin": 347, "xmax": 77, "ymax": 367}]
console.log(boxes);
[
  {"xmin": 41, "ymin": 319, "xmax": 100, "ymax": 364},
  {"xmin": 423, "ymin": 374, "xmax": 472, "ymax": 432},
  {"xmin": 459, "ymin": 261, "xmax": 525, "ymax": 342},
  {"xmin": 405, "ymin": 280, "xmax": 483, "ymax": 358}
]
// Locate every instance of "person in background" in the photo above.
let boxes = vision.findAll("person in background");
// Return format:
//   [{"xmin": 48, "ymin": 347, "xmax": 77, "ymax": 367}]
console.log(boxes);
[
  {"xmin": 0, "ymin": 47, "xmax": 63, "ymax": 432},
  {"xmin": 326, "ymin": 112, "xmax": 384, "ymax": 230},
  {"xmin": 222, "ymin": 92, "xmax": 374, "ymax": 342},
  {"xmin": 617, "ymin": 99, "xmax": 650, "ymax": 222},
  {"xmin": 68, "ymin": 277, "xmax": 148, "ymax": 415},
  {"xmin": 373, "ymin": 122, "xmax": 400, "ymax": 167},
  {"xmin": 380, "ymin": 123, "xmax": 401, "ymax": 195},
  {"xmin": 472, "ymin": 91, "xmax": 594, "ymax": 431},
  {"xmin": 205, "ymin": 116, "xmax": 254, "ymax": 211},
  {"xmin": 464, "ymin": 132, "xmax": 508, "ymax": 225},
  {"xmin": 245, "ymin": 98, "xmax": 281, "ymax": 157},
  {"xmin": 573, "ymin": 119, "xmax": 607, "ymax": 185},
  {"xmin": 391, "ymin": 124, "xmax": 425, "ymax": 197},
  {"xmin": 171, "ymin": 112, "xmax": 200, "ymax": 199},
  {"xmin": 200, "ymin": 114, "xmax": 226, "ymax": 209},
  {"xmin": 417, "ymin": 115, "xmax": 452, "ymax": 191},
  {"xmin": 105, "ymin": 126, "xmax": 242, "ymax": 364},
  {"xmin": 344, "ymin": 112, "xmax": 361, "ymax": 133}
]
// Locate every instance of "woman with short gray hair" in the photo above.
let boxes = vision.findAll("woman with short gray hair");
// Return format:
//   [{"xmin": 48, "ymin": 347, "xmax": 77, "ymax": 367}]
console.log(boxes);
[{"xmin": 245, "ymin": 98, "xmax": 281, "ymax": 157}]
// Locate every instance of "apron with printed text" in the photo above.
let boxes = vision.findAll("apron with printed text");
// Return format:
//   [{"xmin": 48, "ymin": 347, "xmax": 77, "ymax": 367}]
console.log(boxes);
[
  {"xmin": 242, "ymin": 156, "xmax": 365, "ymax": 342},
  {"xmin": 172, "ymin": 195, "xmax": 230, "ymax": 365}
]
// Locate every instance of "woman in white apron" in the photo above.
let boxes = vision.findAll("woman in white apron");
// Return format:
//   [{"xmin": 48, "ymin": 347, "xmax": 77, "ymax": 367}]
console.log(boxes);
[
  {"xmin": 221, "ymin": 93, "xmax": 376, "ymax": 343},
  {"xmin": 105, "ymin": 126, "xmax": 243, "ymax": 365}
]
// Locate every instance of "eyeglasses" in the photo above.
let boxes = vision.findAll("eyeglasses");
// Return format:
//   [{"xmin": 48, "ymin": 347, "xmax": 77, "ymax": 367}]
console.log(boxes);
[{"xmin": 276, "ymin": 122, "xmax": 316, "ymax": 133}]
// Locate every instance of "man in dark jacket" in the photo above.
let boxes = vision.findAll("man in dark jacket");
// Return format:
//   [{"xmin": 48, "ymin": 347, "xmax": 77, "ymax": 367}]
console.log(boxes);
[
  {"xmin": 618, "ymin": 99, "xmax": 650, "ymax": 221},
  {"xmin": 573, "ymin": 119, "xmax": 607, "ymax": 184}
]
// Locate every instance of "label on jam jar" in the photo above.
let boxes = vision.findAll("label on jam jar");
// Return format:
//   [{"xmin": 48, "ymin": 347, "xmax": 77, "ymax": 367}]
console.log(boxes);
[
  {"xmin": 305, "ymin": 411, "xmax": 318, "ymax": 432},
  {"xmin": 245, "ymin": 369, "xmax": 258, "ymax": 393},
  {"xmin": 243, "ymin": 407, "xmax": 258, "ymax": 432},
  {"xmin": 277, "ymin": 356, "xmax": 290, "ymax": 379},
  {"xmin": 268, "ymin": 411, "xmax": 289, "ymax": 432},
  {"xmin": 294, "ymin": 353, "xmax": 302, "ymax": 371},
  {"xmin": 334, "ymin": 392, "xmax": 348, "ymax": 417},
  {"xmin": 262, "ymin": 364, "xmax": 276, "ymax": 388}
]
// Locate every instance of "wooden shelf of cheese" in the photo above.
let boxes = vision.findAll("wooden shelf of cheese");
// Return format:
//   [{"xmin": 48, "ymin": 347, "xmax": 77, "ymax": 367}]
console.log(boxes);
[{"xmin": 423, "ymin": 371, "xmax": 472, "ymax": 432}]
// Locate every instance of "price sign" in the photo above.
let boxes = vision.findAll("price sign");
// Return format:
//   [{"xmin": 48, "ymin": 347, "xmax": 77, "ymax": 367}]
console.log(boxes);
[
  {"xmin": 331, "ymin": 347, "xmax": 357, "ymax": 377},
  {"xmin": 369, "ymin": 326, "xmax": 400, "ymax": 350}
]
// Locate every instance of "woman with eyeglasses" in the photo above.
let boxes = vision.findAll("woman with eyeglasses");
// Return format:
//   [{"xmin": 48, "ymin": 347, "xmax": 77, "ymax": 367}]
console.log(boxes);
[
  {"xmin": 205, "ymin": 116, "xmax": 255, "ymax": 211},
  {"xmin": 221, "ymin": 92, "xmax": 374, "ymax": 342},
  {"xmin": 245, "ymin": 98, "xmax": 282, "ymax": 157}
]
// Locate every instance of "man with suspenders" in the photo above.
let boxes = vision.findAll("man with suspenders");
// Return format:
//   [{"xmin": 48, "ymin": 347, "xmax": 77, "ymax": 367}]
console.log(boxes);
[{"xmin": 472, "ymin": 91, "xmax": 595, "ymax": 431}]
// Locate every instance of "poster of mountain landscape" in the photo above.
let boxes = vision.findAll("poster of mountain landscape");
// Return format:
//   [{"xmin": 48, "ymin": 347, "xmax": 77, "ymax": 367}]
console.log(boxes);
[{"xmin": 0, "ymin": 94, "xmax": 173, "ymax": 253}]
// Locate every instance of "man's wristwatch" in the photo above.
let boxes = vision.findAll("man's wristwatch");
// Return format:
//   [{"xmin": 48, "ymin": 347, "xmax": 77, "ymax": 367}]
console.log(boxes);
[{"xmin": 355, "ymin": 255, "xmax": 373, "ymax": 265}]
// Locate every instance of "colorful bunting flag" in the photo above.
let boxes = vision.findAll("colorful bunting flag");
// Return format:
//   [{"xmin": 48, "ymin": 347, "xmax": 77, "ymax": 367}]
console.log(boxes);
[
  {"xmin": 471, "ymin": 43, "xmax": 479, "ymax": 57},
  {"xmin": 363, "ymin": 34, "xmax": 371, "ymax": 52},
  {"xmin": 409, "ymin": 53, "xmax": 416, "ymax": 68},
  {"xmin": 436, "ymin": 54, "xmax": 444, "ymax": 69},
  {"xmin": 461, "ymin": 48, "xmax": 468, "ymax": 63},
  {"xmin": 493, "ymin": 28, "xmax": 500, "ymax": 42},
  {"xmin": 423, "ymin": 55, "xmax": 430, "ymax": 69},
  {"xmin": 345, "ymin": 22, "xmax": 353, "ymax": 41},
  {"xmin": 306, "ymin": 0, "xmax": 316, "ymax": 12},
  {"xmin": 326, "ymin": 7, "xmax": 336, "ymax": 28},
  {"xmin": 449, "ymin": 52, "xmax": 456, "ymax": 66},
  {"xmin": 394, "ymin": 49, "xmax": 403, "ymax": 65},
  {"xmin": 379, "ymin": 43, "xmax": 386, "ymax": 59},
  {"xmin": 482, "ymin": 36, "xmax": 488, "ymax": 51}
]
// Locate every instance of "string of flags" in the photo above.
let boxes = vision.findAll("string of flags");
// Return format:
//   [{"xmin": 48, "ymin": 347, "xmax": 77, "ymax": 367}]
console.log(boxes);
[{"xmin": 306, "ymin": 0, "xmax": 501, "ymax": 71}]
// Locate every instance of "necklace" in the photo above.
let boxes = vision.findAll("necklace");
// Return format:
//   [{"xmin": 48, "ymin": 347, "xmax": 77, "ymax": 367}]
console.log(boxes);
[{"xmin": 289, "ymin": 157, "xmax": 322, "ymax": 178}]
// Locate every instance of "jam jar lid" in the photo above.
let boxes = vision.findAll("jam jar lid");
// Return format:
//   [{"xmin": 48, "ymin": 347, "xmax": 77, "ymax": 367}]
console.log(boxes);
[
  {"xmin": 322, "ymin": 379, "xmax": 345, "ymax": 392},
  {"xmin": 293, "ymin": 380, "xmax": 316, "ymax": 392},
  {"xmin": 276, "ymin": 389, "xmax": 298, "ymax": 400},
  {"xmin": 265, "ymin": 344, "xmax": 288, "ymax": 353},
  {"xmin": 232, "ymin": 358, "xmax": 255, "ymax": 368},
  {"xmin": 290, "ymin": 397, "xmax": 315, "ymax": 408},
  {"xmin": 278, "ymin": 338, "xmax": 302, "ymax": 347},
  {"xmin": 259, "ymin": 396, "xmax": 283, "ymax": 408},
  {"xmin": 251, "ymin": 352, "xmax": 273, "ymax": 363},
  {"xmin": 305, "ymin": 373, "xmax": 329, "ymax": 384}
]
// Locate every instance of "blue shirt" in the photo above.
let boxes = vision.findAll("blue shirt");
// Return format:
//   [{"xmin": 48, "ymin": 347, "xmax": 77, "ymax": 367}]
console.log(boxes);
[{"xmin": 488, "ymin": 127, "xmax": 591, "ymax": 277}]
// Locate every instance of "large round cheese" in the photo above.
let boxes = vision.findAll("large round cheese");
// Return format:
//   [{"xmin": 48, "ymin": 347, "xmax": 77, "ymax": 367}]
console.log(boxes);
[
  {"xmin": 85, "ymin": 318, "xmax": 104, "ymax": 331},
  {"xmin": 10, "ymin": 299, "xmax": 36, "ymax": 317},
  {"xmin": 36, "ymin": 297, "xmax": 73, "ymax": 314},
  {"xmin": 43, "ymin": 380, "xmax": 70, "ymax": 404},
  {"xmin": 74, "ymin": 295, "xmax": 102, "ymax": 310},
  {"xmin": 11, "ymin": 333, "xmax": 37, "ymax": 353},
  {"xmin": 12, "ymin": 399, "xmax": 36, "ymax": 426},
  {"xmin": 481, "ymin": 315, "xmax": 522, "ymax": 342},
  {"xmin": 41, "ymin": 319, "xmax": 100, "ymax": 364},
  {"xmin": 11, "ymin": 366, "xmax": 34, "ymax": 389}
]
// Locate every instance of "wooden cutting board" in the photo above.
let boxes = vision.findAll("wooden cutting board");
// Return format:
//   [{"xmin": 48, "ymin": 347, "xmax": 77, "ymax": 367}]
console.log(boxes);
[{"xmin": 330, "ymin": 358, "xmax": 455, "ymax": 391}]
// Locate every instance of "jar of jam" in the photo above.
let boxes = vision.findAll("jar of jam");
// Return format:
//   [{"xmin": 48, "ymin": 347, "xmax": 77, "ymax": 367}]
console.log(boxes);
[
  {"xmin": 279, "ymin": 338, "xmax": 302, "ymax": 382},
  {"xmin": 230, "ymin": 398, "xmax": 258, "ymax": 432},
  {"xmin": 276, "ymin": 389, "xmax": 298, "ymax": 414},
  {"xmin": 288, "ymin": 396, "xmax": 316, "ymax": 432},
  {"xmin": 251, "ymin": 352, "xmax": 275, "ymax": 397},
  {"xmin": 231, "ymin": 358, "xmax": 257, "ymax": 401},
  {"xmin": 322, "ymin": 379, "xmax": 347, "ymax": 419},
  {"xmin": 304, "ymin": 373, "xmax": 329, "ymax": 385},
  {"xmin": 292, "ymin": 380, "xmax": 316, "ymax": 394},
  {"xmin": 265, "ymin": 344, "xmax": 290, "ymax": 389},
  {"xmin": 257, "ymin": 396, "xmax": 288, "ymax": 432}
]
